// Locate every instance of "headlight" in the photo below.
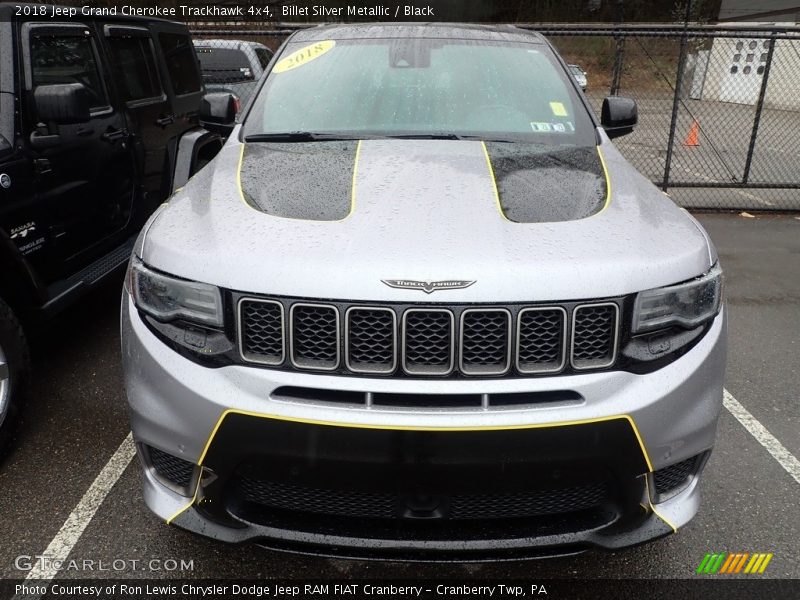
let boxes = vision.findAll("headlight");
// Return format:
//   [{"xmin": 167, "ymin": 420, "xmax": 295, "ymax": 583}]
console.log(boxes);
[
  {"xmin": 126, "ymin": 257, "xmax": 223, "ymax": 327},
  {"xmin": 633, "ymin": 264, "xmax": 722, "ymax": 333}
]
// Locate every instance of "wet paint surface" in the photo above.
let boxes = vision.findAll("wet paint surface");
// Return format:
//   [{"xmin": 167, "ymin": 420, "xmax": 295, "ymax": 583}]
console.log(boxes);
[
  {"xmin": 486, "ymin": 143, "xmax": 606, "ymax": 223},
  {"xmin": 240, "ymin": 142, "xmax": 357, "ymax": 221}
]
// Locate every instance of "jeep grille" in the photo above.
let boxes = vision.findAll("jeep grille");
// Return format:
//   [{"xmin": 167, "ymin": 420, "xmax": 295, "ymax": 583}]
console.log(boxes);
[{"xmin": 237, "ymin": 297, "xmax": 619, "ymax": 378}]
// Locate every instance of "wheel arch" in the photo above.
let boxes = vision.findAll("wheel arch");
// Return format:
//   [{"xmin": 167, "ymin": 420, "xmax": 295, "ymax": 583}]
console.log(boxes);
[
  {"xmin": 170, "ymin": 127, "xmax": 223, "ymax": 194},
  {"xmin": 0, "ymin": 232, "xmax": 45, "ymax": 322}
]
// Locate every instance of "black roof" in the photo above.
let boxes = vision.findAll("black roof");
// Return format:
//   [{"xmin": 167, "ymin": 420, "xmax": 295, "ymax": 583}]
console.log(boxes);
[{"xmin": 291, "ymin": 23, "xmax": 545, "ymax": 44}]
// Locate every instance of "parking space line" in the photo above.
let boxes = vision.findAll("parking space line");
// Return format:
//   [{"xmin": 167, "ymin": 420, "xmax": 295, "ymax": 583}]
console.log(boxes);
[
  {"xmin": 23, "ymin": 433, "xmax": 135, "ymax": 582},
  {"xmin": 724, "ymin": 389, "xmax": 800, "ymax": 485}
]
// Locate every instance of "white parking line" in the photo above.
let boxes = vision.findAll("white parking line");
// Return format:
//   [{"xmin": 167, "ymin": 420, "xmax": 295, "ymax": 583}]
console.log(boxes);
[
  {"xmin": 724, "ymin": 388, "xmax": 800, "ymax": 485},
  {"xmin": 22, "ymin": 433, "xmax": 135, "ymax": 583}
]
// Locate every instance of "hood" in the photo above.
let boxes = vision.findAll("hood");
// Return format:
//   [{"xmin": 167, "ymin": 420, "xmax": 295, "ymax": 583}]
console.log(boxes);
[
  {"xmin": 142, "ymin": 131, "xmax": 713, "ymax": 303},
  {"xmin": 237, "ymin": 141, "xmax": 608, "ymax": 223}
]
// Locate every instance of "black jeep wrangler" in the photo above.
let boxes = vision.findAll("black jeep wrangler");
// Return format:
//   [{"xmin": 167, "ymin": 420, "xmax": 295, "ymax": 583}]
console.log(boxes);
[{"xmin": 0, "ymin": 5, "xmax": 234, "ymax": 457}]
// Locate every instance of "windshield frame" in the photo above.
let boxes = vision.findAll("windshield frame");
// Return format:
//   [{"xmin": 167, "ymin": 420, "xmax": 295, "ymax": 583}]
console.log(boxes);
[{"xmin": 239, "ymin": 32, "xmax": 599, "ymax": 145}]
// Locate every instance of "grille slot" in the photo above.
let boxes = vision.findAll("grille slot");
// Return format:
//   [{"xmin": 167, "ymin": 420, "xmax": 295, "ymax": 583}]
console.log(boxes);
[
  {"xmin": 372, "ymin": 393, "xmax": 482, "ymax": 407},
  {"xmin": 148, "ymin": 446, "xmax": 194, "ymax": 489},
  {"xmin": 236, "ymin": 477, "xmax": 610, "ymax": 521},
  {"xmin": 571, "ymin": 303, "xmax": 619, "ymax": 370},
  {"xmin": 459, "ymin": 309, "xmax": 511, "ymax": 375},
  {"xmin": 450, "ymin": 482, "xmax": 609, "ymax": 519},
  {"xmin": 402, "ymin": 309, "xmax": 455, "ymax": 375},
  {"xmin": 269, "ymin": 387, "xmax": 582, "ymax": 408},
  {"xmin": 239, "ymin": 477, "xmax": 396, "ymax": 519},
  {"xmin": 238, "ymin": 299, "xmax": 284, "ymax": 365},
  {"xmin": 516, "ymin": 307, "xmax": 567, "ymax": 374},
  {"xmin": 345, "ymin": 307, "xmax": 397, "ymax": 374},
  {"xmin": 290, "ymin": 303, "xmax": 340, "ymax": 370}
]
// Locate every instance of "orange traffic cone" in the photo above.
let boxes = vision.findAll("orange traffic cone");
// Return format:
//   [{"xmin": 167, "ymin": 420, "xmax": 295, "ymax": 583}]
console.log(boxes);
[{"xmin": 683, "ymin": 119, "xmax": 700, "ymax": 147}]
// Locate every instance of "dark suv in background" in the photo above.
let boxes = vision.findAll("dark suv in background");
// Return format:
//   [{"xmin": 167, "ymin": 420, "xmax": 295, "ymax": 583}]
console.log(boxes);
[
  {"xmin": 0, "ymin": 5, "xmax": 234, "ymax": 457},
  {"xmin": 194, "ymin": 39, "xmax": 274, "ymax": 109}
]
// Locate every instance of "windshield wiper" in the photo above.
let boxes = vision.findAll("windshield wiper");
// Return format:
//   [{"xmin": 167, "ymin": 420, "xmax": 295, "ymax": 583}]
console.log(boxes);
[
  {"xmin": 385, "ymin": 133, "xmax": 465, "ymax": 140},
  {"xmin": 245, "ymin": 132, "xmax": 541, "ymax": 143},
  {"xmin": 384, "ymin": 133, "xmax": 529, "ymax": 143},
  {"xmin": 244, "ymin": 132, "xmax": 364, "ymax": 142}
]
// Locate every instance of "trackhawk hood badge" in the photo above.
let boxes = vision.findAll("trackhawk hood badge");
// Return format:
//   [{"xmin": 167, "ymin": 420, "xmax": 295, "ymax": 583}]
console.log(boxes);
[{"xmin": 382, "ymin": 279, "xmax": 476, "ymax": 294}]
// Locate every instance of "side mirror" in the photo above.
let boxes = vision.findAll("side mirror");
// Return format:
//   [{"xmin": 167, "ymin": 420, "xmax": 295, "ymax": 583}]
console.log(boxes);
[
  {"xmin": 34, "ymin": 83, "xmax": 90, "ymax": 125},
  {"xmin": 199, "ymin": 92, "xmax": 237, "ymax": 125},
  {"xmin": 601, "ymin": 96, "xmax": 637, "ymax": 139}
]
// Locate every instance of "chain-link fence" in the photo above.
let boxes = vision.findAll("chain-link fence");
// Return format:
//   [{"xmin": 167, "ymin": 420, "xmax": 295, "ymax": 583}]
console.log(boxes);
[
  {"xmin": 191, "ymin": 23, "xmax": 800, "ymax": 211},
  {"xmin": 543, "ymin": 24, "xmax": 800, "ymax": 210}
]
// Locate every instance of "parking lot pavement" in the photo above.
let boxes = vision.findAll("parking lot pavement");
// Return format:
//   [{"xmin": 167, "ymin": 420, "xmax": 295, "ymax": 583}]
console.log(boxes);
[
  {"xmin": 0, "ymin": 212, "xmax": 798, "ymax": 581},
  {"xmin": 699, "ymin": 214, "xmax": 800, "ymax": 460}
]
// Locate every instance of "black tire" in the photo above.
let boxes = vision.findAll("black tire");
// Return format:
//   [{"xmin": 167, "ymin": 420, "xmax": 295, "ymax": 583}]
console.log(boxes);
[{"xmin": 0, "ymin": 297, "xmax": 30, "ymax": 461}]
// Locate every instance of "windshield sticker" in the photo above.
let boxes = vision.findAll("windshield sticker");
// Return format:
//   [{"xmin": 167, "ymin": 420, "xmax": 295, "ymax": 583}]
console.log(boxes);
[
  {"xmin": 273, "ymin": 40, "xmax": 336, "ymax": 73},
  {"xmin": 549, "ymin": 101, "xmax": 568, "ymax": 117},
  {"xmin": 531, "ymin": 121, "xmax": 574, "ymax": 133}
]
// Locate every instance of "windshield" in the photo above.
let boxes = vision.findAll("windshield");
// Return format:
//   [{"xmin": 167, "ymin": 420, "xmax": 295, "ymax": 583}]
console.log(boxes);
[{"xmin": 243, "ymin": 37, "xmax": 596, "ymax": 145}]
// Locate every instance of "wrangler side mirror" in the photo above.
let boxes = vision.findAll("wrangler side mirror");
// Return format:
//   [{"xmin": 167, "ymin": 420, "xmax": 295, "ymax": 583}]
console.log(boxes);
[
  {"xmin": 30, "ymin": 83, "xmax": 92, "ymax": 150},
  {"xmin": 34, "ymin": 83, "xmax": 91, "ymax": 124}
]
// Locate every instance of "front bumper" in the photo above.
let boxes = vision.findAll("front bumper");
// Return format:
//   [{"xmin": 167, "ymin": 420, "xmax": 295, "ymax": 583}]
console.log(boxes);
[{"xmin": 121, "ymin": 294, "xmax": 726, "ymax": 559}]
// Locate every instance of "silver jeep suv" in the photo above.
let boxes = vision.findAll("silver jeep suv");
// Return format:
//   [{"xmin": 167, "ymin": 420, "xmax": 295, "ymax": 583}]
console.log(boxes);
[{"xmin": 122, "ymin": 24, "xmax": 726, "ymax": 560}]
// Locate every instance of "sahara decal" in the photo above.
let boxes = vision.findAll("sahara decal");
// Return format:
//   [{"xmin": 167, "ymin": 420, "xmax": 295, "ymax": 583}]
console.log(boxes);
[
  {"xmin": 9, "ymin": 222, "xmax": 44, "ymax": 255},
  {"xmin": 10, "ymin": 222, "xmax": 36, "ymax": 239}
]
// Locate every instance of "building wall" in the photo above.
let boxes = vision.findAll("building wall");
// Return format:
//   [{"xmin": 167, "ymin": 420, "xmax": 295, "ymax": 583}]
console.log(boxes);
[
  {"xmin": 719, "ymin": 0, "xmax": 800, "ymax": 22},
  {"xmin": 701, "ymin": 25, "xmax": 800, "ymax": 111},
  {"xmin": 764, "ymin": 36, "xmax": 800, "ymax": 110}
]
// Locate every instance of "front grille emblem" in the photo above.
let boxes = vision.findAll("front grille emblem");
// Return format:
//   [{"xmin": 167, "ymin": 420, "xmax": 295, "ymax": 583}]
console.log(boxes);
[{"xmin": 382, "ymin": 279, "xmax": 475, "ymax": 294}]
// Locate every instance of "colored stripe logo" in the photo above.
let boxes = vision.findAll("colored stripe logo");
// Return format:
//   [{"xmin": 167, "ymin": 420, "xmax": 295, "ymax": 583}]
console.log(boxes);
[{"xmin": 696, "ymin": 552, "xmax": 773, "ymax": 574}]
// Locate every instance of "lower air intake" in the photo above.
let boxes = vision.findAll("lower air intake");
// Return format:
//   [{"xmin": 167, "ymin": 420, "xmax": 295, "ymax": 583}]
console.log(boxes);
[
  {"xmin": 236, "ymin": 477, "xmax": 610, "ymax": 521},
  {"xmin": 653, "ymin": 457, "xmax": 696, "ymax": 495},
  {"xmin": 148, "ymin": 446, "xmax": 195, "ymax": 489}
]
